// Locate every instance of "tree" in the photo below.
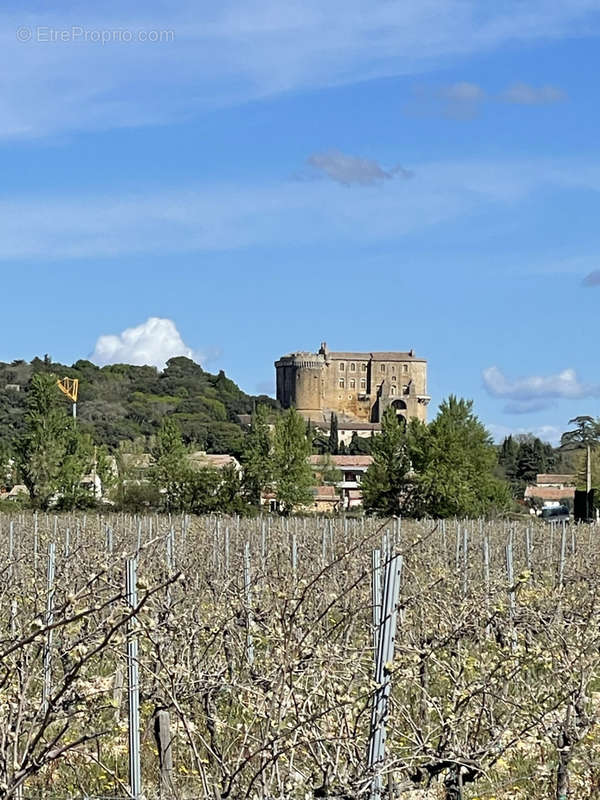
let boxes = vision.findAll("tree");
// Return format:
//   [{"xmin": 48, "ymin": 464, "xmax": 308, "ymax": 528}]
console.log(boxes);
[
  {"xmin": 55, "ymin": 427, "xmax": 95, "ymax": 510},
  {"xmin": 215, "ymin": 463, "xmax": 248, "ymax": 514},
  {"xmin": 314, "ymin": 453, "xmax": 342, "ymax": 488},
  {"xmin": 242, "ymin": 404, "xmax": 272, "ymax": 505},
  {"xmin": 498, "ymin": 435, "xmax": 519, "ymax": 483},
  {"xmin": 181, "ymin": 466, "xmax": 223, "ymax": 514},
  {"xmin": 561, "ymin": 416, "xmax": 600, "ymax": 494},
  {"xmin": 17, "ymin": 374, "xmax": 70, "ymax": 509},
  {"xmin": 348, "ymin": 431, "xmax": 371, "ymax": 455},
  {"xmin": 151, "ymin": 416, "xmax": 187, "ymax": 511},
  {"xmin": 362, "ymin": 408, "xmax": 412, "ymax": 516},
  {"xmin": 416, "ymin": 396, "xmax": 510, "ymax": 518},
  {"xmin": 328, "ymin": 412, "xmax": 339, "ymax": 455},
  {"xmin": 272, "ymin": 408, "xmax": 313, "ymax": 513}
]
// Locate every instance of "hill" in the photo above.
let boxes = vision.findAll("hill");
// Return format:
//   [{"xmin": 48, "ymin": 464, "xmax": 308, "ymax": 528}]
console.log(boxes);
[{"xmin": 0, "ymin": 356, "xmax": 278, "ymax": 457}]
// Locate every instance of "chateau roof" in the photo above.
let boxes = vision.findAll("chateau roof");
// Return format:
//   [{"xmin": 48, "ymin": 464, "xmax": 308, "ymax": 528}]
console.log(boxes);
[{"xmin": 328, "ymin": 351, "xmax": 424, "ymax": 362}]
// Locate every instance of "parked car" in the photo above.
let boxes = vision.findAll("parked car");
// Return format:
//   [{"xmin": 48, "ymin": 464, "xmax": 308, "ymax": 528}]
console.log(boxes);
[{"xmin": 540, "ymin": 504, "xmax": 570, "ymax": 522}]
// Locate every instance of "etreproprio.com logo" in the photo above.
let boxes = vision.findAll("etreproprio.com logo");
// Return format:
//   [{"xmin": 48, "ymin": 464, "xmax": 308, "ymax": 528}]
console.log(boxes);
[{"xmin": 16, "ymin": 26, "xmax": 175, "ymax": 44}]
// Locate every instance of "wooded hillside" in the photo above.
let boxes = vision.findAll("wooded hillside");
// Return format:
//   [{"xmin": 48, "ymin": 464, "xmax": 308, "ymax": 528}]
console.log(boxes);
[{"xmin": 0, "ymin": 356, "xmax": 278, "ymax": 457}]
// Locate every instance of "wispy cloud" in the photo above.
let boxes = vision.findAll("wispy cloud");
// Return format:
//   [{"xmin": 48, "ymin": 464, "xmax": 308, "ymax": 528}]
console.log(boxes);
[
  {"xmin": 582, "ymin": 270, "xmax": 600, "ymax": 287},
  {"xmin": 0, "ymin": 0, "xmax": 595, "ymax": 138},
  {"xmin": 441, "ymin": 82, "xmax": 486, "ymax": 118},
  {"xmin": 501, "ymin": 83, "xmax": 567, "ymax": 105},
  {"xmin": 482, "ymin": 365, "xmax": 600, "ymax": 413},
  {"xmin": 408, "ymin": 80, "xmax": 567, "ymax": 119},
  {"xmin": 3, "ymin": 156, "xmax": 600, "ymax": 260},
  {"xmin": 91, "ymin": 317, "xmax": 201, "ymax": 369},
  {"xmin": 306, "ymin": 150, "xmax": 413, "ymax": 186}
]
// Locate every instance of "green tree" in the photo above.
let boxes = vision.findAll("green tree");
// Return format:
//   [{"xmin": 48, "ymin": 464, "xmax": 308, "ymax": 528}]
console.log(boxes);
[
  {"xmin": 561, "ymin": 416, "xmax": 600, "ymax": 494},
  {"xmin": 216, "ymin": 463, "xmax": 248, "ymax": 514},
  {"xmin": 498, "ymin": 435, "xmax": 519, "ymax": 483},
  {"xmin": 314, "ymin": 453, "xmax": 342, "ymax": 487},
  {"xmin": 151, "ymin": 416, "xmax": 187, "ymax": 511},
  {"xmin": 55, "ymin": 427, "xmax": 95, "ymax": 510},
  {"xmin": 17, "ymin": 374, "xmax": 70, "ymax": 509},
  {"xmin": 242, "ymin": 405, "xmax": 272, "ymax": 505},
  {"xmin": 416, "ymin": 396, "xmax": 510, "ymax": 518},
  {"xmin": 328, "ymin": 412, "xmax": 339, "ymax": 455},
  {"xmin": 362, "ymin": 408, "xmax": 412, "ymax": 516},
  {"xmin": 348, "ymin": 431, "xmax": 371, "ymax": 455},
  {"xmin": 272, "ymin": 408, "xmax": 313, "ymax": 514},
  {"xmin": 95, "ymin": 444, "xmax": 117, "ymax": 502},
  {"xmin": 182, "ymin": 466, "xmax": 223, "ymax": 514}
]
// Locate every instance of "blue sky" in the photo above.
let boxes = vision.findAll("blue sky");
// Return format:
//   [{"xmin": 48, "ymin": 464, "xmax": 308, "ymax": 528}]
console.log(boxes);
[{"xmin": 2, "ymin": 1, "xmax": 600, "ymax": 444}]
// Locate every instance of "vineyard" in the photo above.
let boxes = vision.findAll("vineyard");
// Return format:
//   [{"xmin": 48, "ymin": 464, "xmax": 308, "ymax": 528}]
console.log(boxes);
[{"xmin": 1, "ymin": 513, "xmax": 600, "ymax": 800}]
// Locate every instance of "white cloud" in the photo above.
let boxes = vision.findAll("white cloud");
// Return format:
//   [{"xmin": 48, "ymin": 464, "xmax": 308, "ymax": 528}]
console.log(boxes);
[
  {"xmin": 91, "ymin": 317, "xmax": 200, "ymax": 369},
  {"xmin": 487, "ymin": 422, "xmax": 563, "ymax": 445},
  {"xmin": 501, "ymin": 83, "xmax": 567, "ymax": 105},
  {"xmin": 482, "ymin": 365, "xmax": 600, "ymax": 413},
  {"xmin": 0, "ymin": 1, "xmax": 596, "ymax": 138},
  {"xmin": 306, "ymin": 150, "xmax": 412, "ymax": 186}
]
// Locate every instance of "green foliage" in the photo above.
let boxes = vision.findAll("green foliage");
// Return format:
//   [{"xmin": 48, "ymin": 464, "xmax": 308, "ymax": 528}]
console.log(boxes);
[
  {"xmin": 16, "ymin": 374, "xmax": 72, "ymax": 509},
  {"xmin": 314, "ymin": 453, "xmax": 342, "ymax": 487},
  {"xmin": 241, "ymin": 405, "xmax": 272, "ymax": 504},
  {"xmin": 362, "ymin": 408, "xmax": 412, "ymax": 516},
  {"xmin": 498, "ymin": 433, "xmax": 558, "ymax": 496},
  {"xmin": 328, "ymin": 412, "xmax": 339, "ymax": 455},
  {"xmin": 348, "ymin": 431, "xmax": 371, "ymax": 455},
  {"xmin": 54, "ymin": 427, "xmax": 96, "ymax": 510},
  {"xmin": 364, "ymin": 397, "xmax": 511, "ymax": 518},
  {"xmin": 120, "ymin": 481, "xmax": 161, "ymax": 512},
  {"xmin": 0, "ymin": 355, "xmax": 277, "ymax": 456},
  {"xmin": 150, "ymin": 416, "xmax": 187, "ymax": 511},
  {"xmin": 416, "ymin": 396, "xmax": 511, "ymax": 518},
  {"xmin": 272, "ymin": 408, "xmax": 313, "ymax": 513}
]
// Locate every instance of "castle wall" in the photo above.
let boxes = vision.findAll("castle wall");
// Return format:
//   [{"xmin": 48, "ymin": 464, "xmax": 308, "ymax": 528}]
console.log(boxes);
[{"xmin": 276, "ymin": 346, "xmax": 429, "ymax": 424}]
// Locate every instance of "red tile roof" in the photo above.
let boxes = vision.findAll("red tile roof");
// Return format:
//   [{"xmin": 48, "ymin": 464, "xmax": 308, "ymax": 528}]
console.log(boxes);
[
  {"xmin": 536, "ymin": 474, "xmax": 575, "ymax": 485},
  {"xmin": 309, "ymin": 455, "xmax": 373, "ymax": 467},
  {"xmin": 524, "ymin": 486, "xmax": 575, "ymax": 501}
]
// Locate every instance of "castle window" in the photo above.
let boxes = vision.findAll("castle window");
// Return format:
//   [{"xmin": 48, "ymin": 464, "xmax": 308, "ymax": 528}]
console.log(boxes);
[
  {"xmin": 361, "ymin": 363, "xmax": 367, "ymax": 371},
  {"xmin": 339, "ymin": 362, "xmax": 345, "ymax": 371},
  {"xmin": 349, "ymin": 379, "xmax": 356, "ymax": 389},
  {"xmin": 390, "ymin": 386, "xmax": 396, "ymax": 395},
  {"xmin": 339, "ymin": 378, "xmax": 345, "ymax": 388},
  {"xmin": 380, "ymin": 364, "xmax": 386, "ymax": 373},
  {"xmin": 360, "ymin": 378, "xmax": 366, "ymax": 389},
  {"xmin": 391, "ymin": 365, "xmax": 396, "ymax": 373},
  {"xmin": 350, "ymin": 363, "xmax": 356, "ymax": 371},
  {"xmin": 392, "ymin": 375, "xmax": 397, "ymax": 382},
  {"xmin": 403, "ymin": 364, "xmax": 408, "ymax": 373}
]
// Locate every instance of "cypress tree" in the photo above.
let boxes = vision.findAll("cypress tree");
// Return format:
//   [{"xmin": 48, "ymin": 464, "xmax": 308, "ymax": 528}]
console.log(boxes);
[{"xmin": 328, "ymin": 412, "xmax": 339, "ymax": 455}]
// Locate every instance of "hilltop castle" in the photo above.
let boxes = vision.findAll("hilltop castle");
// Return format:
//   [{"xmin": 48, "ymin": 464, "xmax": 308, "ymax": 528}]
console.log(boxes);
[{"xmin": 275, "ymin": 342, "xmax": 429, "ymax": 425}]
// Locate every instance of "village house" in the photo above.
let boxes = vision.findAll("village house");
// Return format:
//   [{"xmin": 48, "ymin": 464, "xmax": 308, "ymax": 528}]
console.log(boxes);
[{"xmin": 524, "ymin": 473, "xmax": 576, "ymax": 505}]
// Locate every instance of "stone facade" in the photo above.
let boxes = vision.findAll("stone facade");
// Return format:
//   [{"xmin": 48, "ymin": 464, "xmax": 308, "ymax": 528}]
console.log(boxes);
[{"xmin": 275, "ymin": 342, "xmax": 430, "ymax": 424}]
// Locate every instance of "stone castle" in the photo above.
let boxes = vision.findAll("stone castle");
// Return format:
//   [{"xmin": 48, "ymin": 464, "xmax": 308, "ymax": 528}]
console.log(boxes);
[{"xmin": 275, "ymin": 342, "xmax": 429, "ymax": 425}]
